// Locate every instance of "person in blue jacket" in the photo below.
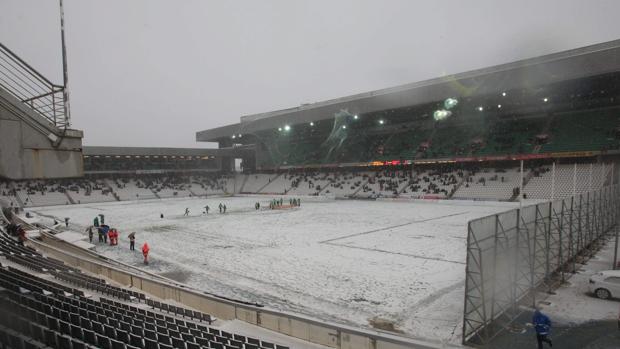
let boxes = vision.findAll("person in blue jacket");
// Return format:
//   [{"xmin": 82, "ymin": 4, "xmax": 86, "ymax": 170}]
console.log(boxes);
[{"xmin": 533, "ymin": 308, "xmax": 552, "ymax": 348}]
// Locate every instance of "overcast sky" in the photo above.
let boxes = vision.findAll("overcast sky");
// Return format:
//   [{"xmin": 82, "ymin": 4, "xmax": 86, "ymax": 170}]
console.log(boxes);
[{"xmin": 1, "ymin": 0, "xmax": 620, "ymax": 148}]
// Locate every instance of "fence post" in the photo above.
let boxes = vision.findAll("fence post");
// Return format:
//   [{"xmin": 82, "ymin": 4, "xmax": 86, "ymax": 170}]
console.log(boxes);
[
  {"xmin": 569, "ymin": 196, "xmax": 575, "ymax": 273},
  {"xmin": 546, "ymin": 202, "xmax": 552, "ymax": 291},
  {"xmin": 558, "ymin": 201, "xmax": 565, "ymax": 283}
]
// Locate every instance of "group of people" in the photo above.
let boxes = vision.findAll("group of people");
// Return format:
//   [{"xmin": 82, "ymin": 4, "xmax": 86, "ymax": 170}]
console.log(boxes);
[
  {"xmin": 269, "ymin": 198, "xmax": 284, "ymax": 209},
  {"xmin": 90, "ymin": 213, "xmax": 149, "ymax": 264},
  {"xmin": 268, "ymin": 198, "xmax": 301, "ymax": 209}
]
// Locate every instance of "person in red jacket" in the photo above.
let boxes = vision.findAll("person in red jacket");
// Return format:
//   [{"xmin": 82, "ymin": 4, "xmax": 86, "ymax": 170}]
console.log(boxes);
[
  {"xmin": 17, "ymin": 225, "xmax": 26, "ymax": 246},
  {"xmin": 142, "ymin": 242, "xmax": 150, "ymax": 265},
  {"xmin": 109, "ymin": 229, "xmax": 117, "ymax": 246}
]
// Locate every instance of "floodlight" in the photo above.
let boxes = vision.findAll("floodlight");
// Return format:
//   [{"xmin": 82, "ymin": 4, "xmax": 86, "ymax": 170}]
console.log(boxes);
[
  {"xmin": 444, "ymin": 98, "xmax": 458, "ymax": 109},
  {"xmin": 284, "ymin": 125, "xmax": 291, "ymax": 131}
]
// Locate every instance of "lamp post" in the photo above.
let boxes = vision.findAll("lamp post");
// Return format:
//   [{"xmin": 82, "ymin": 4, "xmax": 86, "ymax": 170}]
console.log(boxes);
[{"xmin": 59, "ymin": 0, "xmax": 71, "ymax": 127}]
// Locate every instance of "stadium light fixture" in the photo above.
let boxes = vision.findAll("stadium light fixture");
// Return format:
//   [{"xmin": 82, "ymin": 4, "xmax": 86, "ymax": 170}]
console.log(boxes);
[
  {"xmin": 231, "ymin": 135, "xmax": 236, "ymax": 139},
  {"xmin": 284, "ymin": 125, "xmax": 291, "ymax": 131},
  {"xmin": 310, "ymin": 122, "xmax": 314, "ymax": 126},
  {"xmin": 444, "ymin": 98, "xmax": 458, "ymax": 109},
  {"xmin": 379, "ymin": 119, "xmax": 385, "ymax": 125},
  {"xmin": 353, "ymin": 114, "xmax": 359, "ymax": 120},
  {"xmin": 278, "ymin": 127, "xmax": 282, "ymax": 132},
  {"xmin": 543, "ymin": 97, "xmax": 549, "ymax": 102},
  {"xmin": 502, "ymin": 92, "xmax": 507, "ymax": 97},
  {"xmin": 342, "ymin": 125, "xmax": 347, "ymax": 129},
  {"xmin": 477, "ymin": 106, "xmax": 484, "ymax": 111},
  {"xmin": 238, "ymin": 134, "xmax": 242, "ymax": 138},
  {"xmin": 497, "ymin": 104, "xmax": 502, "ymax": 109}
]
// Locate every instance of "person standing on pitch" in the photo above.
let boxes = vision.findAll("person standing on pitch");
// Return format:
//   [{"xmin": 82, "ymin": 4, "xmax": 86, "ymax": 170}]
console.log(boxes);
[
  {"xmin": 204, "ymin": 205, "xmax": 209, "ymax": 214},
  {"xmin": 533, "ymin": 307, "xmax": 552, "ymax": 349},
  {"xmin": 218, "ymin": 203, "xmax": 223, "ymax": 213},
  {"xmin": 128, "ymin": 232, "xmax": 136, "ymax": 251},
  {"xmin": 184, "ymin": 208, "xmax": 190, "ymax": 216},
  {"xmin": 142, "ymin": 242, "xmax": 150, "ymax": 265},
  {"xmin": 86, "ymin": 226, "xmax": 93, "ymax": 243},
  {"xmin": 64, "ymin": 217, "xmax": 70, "ymax": 227}
]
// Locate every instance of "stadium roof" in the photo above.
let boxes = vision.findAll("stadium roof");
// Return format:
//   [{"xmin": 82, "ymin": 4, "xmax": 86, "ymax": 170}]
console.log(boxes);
[
  {"xmin": 83, "ymin": 146, "xmax": 253, "ymax": 157},
  {"xmin": 197, "ymin": 39, "xmax": 620, "ymax": 142}
]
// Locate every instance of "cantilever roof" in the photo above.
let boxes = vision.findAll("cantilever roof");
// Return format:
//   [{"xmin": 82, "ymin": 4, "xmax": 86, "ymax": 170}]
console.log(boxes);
[
  {"xmin": 82, "ymin": 146, "xmax": 253, "ymax": 157},
  {"xmin": 197, "ymin": 39, "xmax": 620, "ymax": 142}
]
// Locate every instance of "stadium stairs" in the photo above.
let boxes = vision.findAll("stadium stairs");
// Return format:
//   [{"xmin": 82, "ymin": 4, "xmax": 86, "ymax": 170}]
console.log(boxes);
[
  {"xmin": 150, "ymin": 189, "xmax": 162, "ymax": 200},
  {"xmin": 254, "ymin": 173, "xmax": 283, "ymax": 194},
  {"xmin": 350, "ymin": 176, "xmax": 372, "ymax": 198},
  {"xmin": 447, "ymin": 171, "xmax": 469, "ymax": 199},
  {"xmin": 64, "ymin": 192, "xmax": 76, "ymax": 205}
]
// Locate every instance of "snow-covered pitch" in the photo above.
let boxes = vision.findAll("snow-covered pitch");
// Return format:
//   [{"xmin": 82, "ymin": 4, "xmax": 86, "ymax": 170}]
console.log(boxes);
[{"xmin": 30, "ymin": 196, "xmax": 515, "ymax": 343}]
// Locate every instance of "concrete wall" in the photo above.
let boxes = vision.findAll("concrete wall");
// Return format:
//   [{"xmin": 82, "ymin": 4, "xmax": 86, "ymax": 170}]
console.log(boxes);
[
  {"xmin": 0, "ymin": 88, "xmax": 83, "ymax": 179},
  {"xmin": 30, "ymin": 235, "xmax": 453, "ymax": 349}
]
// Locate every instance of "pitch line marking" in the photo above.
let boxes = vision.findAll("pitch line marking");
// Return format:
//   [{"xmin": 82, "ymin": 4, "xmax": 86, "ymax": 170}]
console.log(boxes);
[
  {"xmin": 322, "ymin": 242, "xmax": 466, "ymax": 264},
  {"xmin": 318, "ymin": 211, "xmax": 469, "ymax": 244}
]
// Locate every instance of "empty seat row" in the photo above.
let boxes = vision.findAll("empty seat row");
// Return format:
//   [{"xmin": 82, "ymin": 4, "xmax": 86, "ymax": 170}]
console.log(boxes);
[{"xmin": 147, "ymin": 298, "xmax": 214, "ymax": 324}]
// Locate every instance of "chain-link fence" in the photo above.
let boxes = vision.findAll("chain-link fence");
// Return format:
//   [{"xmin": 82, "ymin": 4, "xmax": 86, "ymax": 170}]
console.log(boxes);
[{"xmin": 462, "ymin": 184, "xmax": 619, "ymax": 344}]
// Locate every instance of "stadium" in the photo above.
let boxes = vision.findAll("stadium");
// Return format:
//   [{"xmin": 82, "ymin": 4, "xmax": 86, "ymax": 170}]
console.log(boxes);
[{"xmin": 1, "ymin": 4, "xmax": 620, "ymax": 349}]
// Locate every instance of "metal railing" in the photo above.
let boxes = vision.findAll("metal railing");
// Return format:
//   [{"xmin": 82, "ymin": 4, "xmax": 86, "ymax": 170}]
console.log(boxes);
[{"xmin": 0, "ymin": 42, "xmax": 69, "ymax": 128}]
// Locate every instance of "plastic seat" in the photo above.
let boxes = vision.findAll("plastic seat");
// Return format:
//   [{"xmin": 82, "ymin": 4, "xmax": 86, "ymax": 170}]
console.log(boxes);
[
  {"xmin": 96, "ymin": 333, "xmax": 111, "ymax": 349},
  {"xmin": 70, "ymin": 324, "xmax": 84, "ymax": 340},
  {"xmin": 196, "ymin": 337, "xmax": 209, "ymax": 347},
  {"xmin": 261, "ymin": 341, "xmax": 275, "ymax": 349},
  {"xmin": 171, "ymin": 336, "xmax": 185, "ymax": 349},
  {"xmin": 144, "ymin": 329, "xmax": 157, "ymax": 340},
  {"xmin": 83, "ymin": 329, "xmax": 97, "ymax": 345},
  {"xmin": 129, "ymin": 333, "xmax": 143, "ymax": 348},
  {"xmin": 71, "ymin": 340, "xmax": 86, "ymax": 349},
  {"xmin": 111, "ymin": 339, "xmax": 127, "ymax": 349},
  {"xmin": 59, "ymin": 321, "xmax": 71, "ymax": 336},
  {"xmin": 56, "ymin": 333, "xmax": 72, "ymax": 349},
  {"xmin": 144, "ymin": 338, "xmax": 159, "ymax": 349},
  {"xmin": 29, "ymin": 323, "xmax": 44, "ymax": 342},
  {"xmin": 43, "ymin": 328, "xmax": 57, "ymax": 346},
  {"xmin": 186, "ymin": 343, "xmax": 200, "ymax": 349},
  {"xmin": 46, "ymin": 316, "xmax": 59, "ymax": 331},
  {"xmin": 104, "ymin": 324, "xmax": 116, "ymax": 338},
  {"xmin": 117, "ymin": 329, "xmax": 129, "ymax": 343}
]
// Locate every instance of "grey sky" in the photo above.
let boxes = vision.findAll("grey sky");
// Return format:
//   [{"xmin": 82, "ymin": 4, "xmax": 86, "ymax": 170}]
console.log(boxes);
[{"xmin": 1, "ymin": 0, "xmax": 619, "ymax": 148}]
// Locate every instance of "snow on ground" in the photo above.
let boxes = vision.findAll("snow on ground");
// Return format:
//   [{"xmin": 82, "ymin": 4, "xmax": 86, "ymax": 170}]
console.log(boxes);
[
  {"xmin": 29, "ymin": 196, "xmax": 513, "ymax": 344},
  {"xmin": 539, "ymin": 237, "xmax": 620, "ymax": 326}
]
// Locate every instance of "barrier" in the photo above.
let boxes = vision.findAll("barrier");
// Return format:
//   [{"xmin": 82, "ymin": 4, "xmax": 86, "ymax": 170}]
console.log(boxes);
[{"xmin": 462, "ymin": 185, "xmax": 619, "ymax": 344}]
